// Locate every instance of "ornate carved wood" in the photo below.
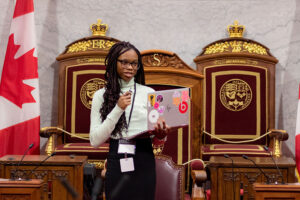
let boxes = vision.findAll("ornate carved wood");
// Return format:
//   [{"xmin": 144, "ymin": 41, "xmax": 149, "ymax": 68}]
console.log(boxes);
[
  {"xmin": 193, "ymin": 21, "xmax": 288, "ymax": 160},
  {"xmin": 40, "ymin": 20, "xmax": 121, "ymax": 169},
  {"xmin": 142, "ymin": 49, "xmax": 204, "ymax": 160},
  {"xmin": 254, "ymin": 183, "xmax": 300, "ymax": 199},
  {"xmin": 0, "ymin": 155, "xmax": 87, "ymax": 200},
  {"xmin": 209, "ymin": 156, "xmax": 295, "ymax": 200},
  {"xmin": 0, "ymin": 179, "xmax": 47, "ymax": 200}
]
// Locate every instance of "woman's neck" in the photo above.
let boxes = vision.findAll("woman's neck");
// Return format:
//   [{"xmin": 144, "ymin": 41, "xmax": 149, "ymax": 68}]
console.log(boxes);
[{"xmin": 119, "ymin": 78, "xmax": 135, "ymax": 89}]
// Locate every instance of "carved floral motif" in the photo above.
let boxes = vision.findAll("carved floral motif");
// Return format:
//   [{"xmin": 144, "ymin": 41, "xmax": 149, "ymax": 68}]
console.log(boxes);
[
  {"xmin": 142, "ymin": 54, "xmax": 185, "ymax": 69},
  {"xmin": 67, "ymin": 40, "xmax": 115, "ymax": 53},
  {"xmin": 204, "ymin": 41, "xmax": 268, "ymax": 55}
]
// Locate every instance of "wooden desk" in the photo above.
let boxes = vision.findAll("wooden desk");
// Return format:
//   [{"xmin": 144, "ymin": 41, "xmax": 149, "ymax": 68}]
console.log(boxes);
[
  {"xmin": 0, "ymin": 178, "xmax": 47, "ymax": 200},
  {"xmin": 209, "ymin": 156, "xmax": 295, "ymax": 200},
  {"xmin": 0, "ymin": 155, "xmax": 87, "ymax": 200},
  {"xmin": 254, "ymin": 182, "xmax": 300, "ymax": 199}
]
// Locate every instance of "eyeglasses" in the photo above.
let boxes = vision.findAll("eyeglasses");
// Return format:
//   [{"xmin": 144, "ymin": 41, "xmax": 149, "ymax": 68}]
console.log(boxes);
[{"xmin": 117, "ymin": 59, "xmax": 140, "ymax": 70}]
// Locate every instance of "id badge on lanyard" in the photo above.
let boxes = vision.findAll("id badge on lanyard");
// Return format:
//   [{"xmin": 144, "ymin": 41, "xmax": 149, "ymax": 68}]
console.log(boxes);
[
  {"xmin": 118, "ymin": 139, "xmax": 136, "ymax": 155},
  {"xmin": 118, "ymin": 139, "xmax": 136, "ymax": 172},
  {"xmin": 118, "ymin": 83, "xmax": 137, "ymax": 172}
]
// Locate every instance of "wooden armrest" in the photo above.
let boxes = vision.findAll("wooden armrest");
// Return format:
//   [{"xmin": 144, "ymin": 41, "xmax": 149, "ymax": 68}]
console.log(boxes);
[
  {"xmin": 269, "ymin": 129, "xmax": 289, "ymax": 141},
  {"xmin": 191, "ymin": 170, "xmax": 207, "ymax": 186},
  {"xmin": 40, "ymin": 126, "xmax": 63, "ymax": 138},
  {"xmin": 192, "ymin": 186, "xmax": 205, "ymax": 200},
  {"xmin": 191, "ymin": 170, "xmax": 206, "ymax": 200}
]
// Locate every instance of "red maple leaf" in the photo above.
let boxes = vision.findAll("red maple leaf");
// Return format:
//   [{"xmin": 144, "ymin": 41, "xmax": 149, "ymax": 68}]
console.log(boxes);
[{"xmin": 0, "ymin": 34, "xmax": 38, "ymax": 108}]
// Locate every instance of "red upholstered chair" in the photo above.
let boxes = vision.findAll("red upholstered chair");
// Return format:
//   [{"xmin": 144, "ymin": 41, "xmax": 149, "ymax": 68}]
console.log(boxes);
[
  {"xmin": 40, "ymin": 19, "xmax": 119, "ymax": 169},
  {"xmin": 155, "ymin": 154, "xmax": 191, "ymax": 200},
  {"xmin": 156, "ymin": 155, "xmax": 207, "ymax": 200},
  {"xmin": 100, "ymin": 155, "xmax": 206, "ymax": 200},
  {"xmin": 193, "ymin": 21, "xmax": 288, "ymax": 161}
]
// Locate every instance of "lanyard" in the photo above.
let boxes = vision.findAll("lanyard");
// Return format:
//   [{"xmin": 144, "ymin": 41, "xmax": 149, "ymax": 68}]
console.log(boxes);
[{"xmin": 126, "ymin": 82, "xmax": 136, "ymax": 133}]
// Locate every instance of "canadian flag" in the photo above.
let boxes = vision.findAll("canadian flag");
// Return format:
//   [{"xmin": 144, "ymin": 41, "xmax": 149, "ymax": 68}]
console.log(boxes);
[
  {"xmin": 296, "ymin": 84, "xmax": 300, "ymax": 175},
  {"xmin": 0, "ymin": 0, "xmax": 40, "ymax": 157}
]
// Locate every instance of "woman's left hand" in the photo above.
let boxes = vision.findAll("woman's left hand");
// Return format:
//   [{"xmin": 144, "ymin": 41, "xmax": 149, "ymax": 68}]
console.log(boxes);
[{"xmin": 154, "ymin": 120, "xmax": 170, "ymax": 140}]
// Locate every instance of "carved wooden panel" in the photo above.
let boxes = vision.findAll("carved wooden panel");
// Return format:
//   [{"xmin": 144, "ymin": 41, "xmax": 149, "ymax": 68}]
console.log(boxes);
[
  {"xmin": 209, "ymin": 156, "xmax": 295, "ymax": 200},
  {"xmin": 2, "ymin": 195, "xmax": 31, "ymax": 200},
  {"xmin": 0, "ymin": 155, "xmax": 86, "ymax": 200}
]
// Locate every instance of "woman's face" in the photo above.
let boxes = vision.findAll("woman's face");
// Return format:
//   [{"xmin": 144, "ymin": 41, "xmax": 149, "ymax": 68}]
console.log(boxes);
[{"xmin": 117, "ymin": 49, "xmax": 139, "ymax": 82}]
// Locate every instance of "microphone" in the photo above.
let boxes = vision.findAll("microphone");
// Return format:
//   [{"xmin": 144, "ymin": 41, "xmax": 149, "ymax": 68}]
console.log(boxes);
[
  {"xmin": 263, "ymin": 146, "xmax": 285, "ymax": 184},
  {"xmin": 59, "ymin": 177, "xmax": 79, "ymax": 199},
  {"xmin": 25, "ymin": 152, "xmax": 56, "ymax": 180},
  {"xmin": 224, "ymin": 154, "xmax": 235, "ymax": 200},
  {"xmin": 91, "ymin": 177, "xmax": 103, "ymax": 200},
  {"xmin": 12, "ymin": 143, "xmax": 34, "ymax": 180},
  {"xmin": 242, "ymin": 155, "xmax": 270, "ymax": 184}
]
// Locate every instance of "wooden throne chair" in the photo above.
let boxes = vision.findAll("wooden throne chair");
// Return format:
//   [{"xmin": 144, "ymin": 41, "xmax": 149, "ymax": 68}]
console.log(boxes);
[
  {"xmin": 142, "ymin": 49, "xmax": 203, "ymax": 162},
  {"xmin": 40, "ymin": 19, "xmax": 119, "ymax": 169},
  {"xmin": 193, "ymin": 21, "xmax": 288, "ymax": 161},
  {"xmin": 141, "ymin": 49, "xmax": 204, "ymax": 192}
]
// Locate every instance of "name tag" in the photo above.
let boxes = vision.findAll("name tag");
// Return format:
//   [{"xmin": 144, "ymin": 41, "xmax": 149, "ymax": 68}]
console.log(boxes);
[
  {"xmin": 118, "ymin": 144, "xmax": 136, "ymax": 154},
  {"xmin": 120, "ymin": 157, "xmax": 135, "ymax": 172}
]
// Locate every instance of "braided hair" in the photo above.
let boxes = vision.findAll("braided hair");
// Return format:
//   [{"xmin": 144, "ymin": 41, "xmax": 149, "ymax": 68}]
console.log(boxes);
[{"xmin": 100, "ymin": 41, "xmax": 145, "ymax": 137}]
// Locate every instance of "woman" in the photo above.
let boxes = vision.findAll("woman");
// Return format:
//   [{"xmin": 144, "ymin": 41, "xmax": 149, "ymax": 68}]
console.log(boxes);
[{"xmin": 90, "ymin": 41, "xmax": 168, "ymax": 200}]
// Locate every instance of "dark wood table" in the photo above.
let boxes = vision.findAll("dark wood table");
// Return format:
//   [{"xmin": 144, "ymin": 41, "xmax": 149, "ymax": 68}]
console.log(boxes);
[
  {"xmin": 208, "ymin": 156, "xmax": 295, "ymax": 200},
  {"xmin": 0, "ymin": 155, "xmax": 87, "ymax": 200}
]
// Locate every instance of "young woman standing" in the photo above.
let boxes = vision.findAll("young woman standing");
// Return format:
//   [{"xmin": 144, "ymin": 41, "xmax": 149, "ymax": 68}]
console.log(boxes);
[{"xmin": 90, "ymin": 41, "xmax": 168, "ymax": 200}]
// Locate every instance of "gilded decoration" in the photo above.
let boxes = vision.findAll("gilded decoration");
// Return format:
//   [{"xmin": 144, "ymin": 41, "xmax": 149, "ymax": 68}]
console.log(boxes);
[
  {"xmin": 153, "ymin": 145, "xmax": 164, "ymax": 155},
  {"xmin": 204, "ymin": 40, "xmax": 267, "ymax": 55},
  {"xmin": 88, "ymin": 160, "xmax": 105, "ymax": 169},
  {"xmin": 243, "ymin": 42, "xmax": 268, "ymax": 55},
  {"xmin": 67, "ymin": 39, "xmax": 116, "ymax": 53},
  {"xmin": 80, "ymin": 78, "xmax": 106, "ymax": 109},
  {"xmin": 90, "ymin": 19, "xmax": 108, "ymax": 36},
  {"xmin": 214, "ymin": 59, "xmax": 258, "ymax": 65},
  {"xmin": 227, "ymin": 20, "xmax": 245, "ymax": 38},
  {"xmin": 204, "ymin": 42, "xmax": 230, "ymax": 54},
  {"xmin": 77, "ymin": 57, "xmax": 105, "ymax": 64},
  {"xmin": 142, "ymin": 53, "xmax": 184, "ymax": 68},
  {"xmin": 220, "ymin": 79, "xmax": 252, "ymax": 112}
]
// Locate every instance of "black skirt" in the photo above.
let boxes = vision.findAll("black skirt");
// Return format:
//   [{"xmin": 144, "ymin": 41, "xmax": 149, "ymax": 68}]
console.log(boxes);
[{"xmin": 105, "ymin": 138, "xmax": 156, "ymax": 200}]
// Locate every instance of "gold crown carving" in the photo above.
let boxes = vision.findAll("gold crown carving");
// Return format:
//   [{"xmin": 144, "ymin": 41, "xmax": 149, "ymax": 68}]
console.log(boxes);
[
  {"xmin": 227, "ymin": 20, "xmax": 245, "ymax": 38},
  {"xmin": 90, "ymin": 19, "xmax": 108, "ymax": 36}
]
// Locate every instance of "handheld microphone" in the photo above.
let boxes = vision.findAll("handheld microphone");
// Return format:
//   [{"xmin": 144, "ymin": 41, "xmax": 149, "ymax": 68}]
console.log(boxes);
[
  {"xmin": 263, "ymin": 146, "xmax": 284, "ymax": 184},
  {"xmin": 25, "ymin": 152, "xmax": 56, "ymax": 180},
  {"xmin": 59, "ymin": 177, "xmax": 79, "ymax": 199},
  {"xmin": 91, "ymin": 177, "xmax": 103, "ymax": 200},
  {"xmin": 12, "ymin": 143, "xmax": 34, "ymax": 180},
  {"xmin": 224, "ymin": 154, "xmax": 235, "ymax": 200},
  {"xmin": 242, "ymin": 155, "xmax": 270, "ymax": 184}
]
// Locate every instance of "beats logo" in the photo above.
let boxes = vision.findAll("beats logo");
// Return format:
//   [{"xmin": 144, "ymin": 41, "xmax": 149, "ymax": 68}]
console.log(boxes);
[{"xmin": 179, "ymin": 101, "xmax": 188, "ymax": 113}]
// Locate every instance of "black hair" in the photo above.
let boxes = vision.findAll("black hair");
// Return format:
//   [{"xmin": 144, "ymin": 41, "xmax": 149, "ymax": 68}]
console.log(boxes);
[{"xmin": 100, "ymin": 41, "xmax": 145, "ymax": 137}]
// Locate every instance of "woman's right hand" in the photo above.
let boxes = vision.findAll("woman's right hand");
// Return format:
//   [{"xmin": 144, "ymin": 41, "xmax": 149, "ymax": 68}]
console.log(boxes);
[{"xmin": 117, "ymin": 91, "xmax": 132, "ymax": 110}]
